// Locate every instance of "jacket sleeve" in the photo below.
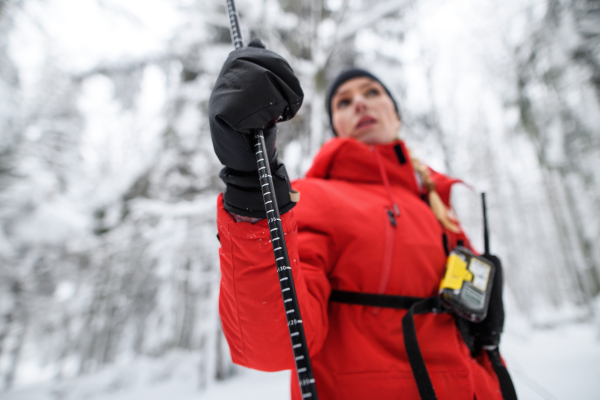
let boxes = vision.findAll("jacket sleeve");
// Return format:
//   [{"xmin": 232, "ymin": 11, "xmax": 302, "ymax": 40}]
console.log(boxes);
[{"xmin": 217, "ymin": 191, "xmax": 334, "ymax": 371}]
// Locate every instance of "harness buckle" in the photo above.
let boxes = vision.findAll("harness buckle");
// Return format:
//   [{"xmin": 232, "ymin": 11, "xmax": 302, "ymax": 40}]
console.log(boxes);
[{"xmin": 431, "ymin": 297, "xmax": 446, "ymax": 314}]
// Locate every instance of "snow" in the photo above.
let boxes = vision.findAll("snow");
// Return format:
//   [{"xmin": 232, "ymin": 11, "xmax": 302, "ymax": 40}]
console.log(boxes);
[
  {"xmin": 9, "ymin": 0, "xmax": 182, "ymax": 75},
  {"xmin": 502, "ymin": 322, "xmax": 600, "ymax": 400},
  {"xmin": 3, "ymin": 350, "xmax": 290, "ymax": 400},
  {"xmin": 3, "ymin": 310, "xmax": 599, "ymax": 400}
]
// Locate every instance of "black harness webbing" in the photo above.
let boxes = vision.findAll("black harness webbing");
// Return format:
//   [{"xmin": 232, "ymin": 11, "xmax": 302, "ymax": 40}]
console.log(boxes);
[
  {"xmin": 401, "ymin": 296, "xmax": 442, "ymax": 400},
  {"xmin": 487, "ymin": 348, "xmax": 518, "ymax": 400},
  {"xmin": 329, "ymin": 290, "xmax": 426, "ymax": 309},
  {"xmin": 329, "ymin": 290, "xmax": 517, "ymax": 400}
]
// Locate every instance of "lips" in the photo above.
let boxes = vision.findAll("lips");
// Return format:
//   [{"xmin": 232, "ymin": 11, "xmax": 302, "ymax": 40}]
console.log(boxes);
[{"xmin": 356, "ymin": 116, "xmax": 377, "ymax": 130}]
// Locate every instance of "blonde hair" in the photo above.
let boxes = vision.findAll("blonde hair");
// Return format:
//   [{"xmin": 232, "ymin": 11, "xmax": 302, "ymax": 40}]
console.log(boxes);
[{"xmin": 411, "ymin": 157, "xmax": 460, "ymax": 233}]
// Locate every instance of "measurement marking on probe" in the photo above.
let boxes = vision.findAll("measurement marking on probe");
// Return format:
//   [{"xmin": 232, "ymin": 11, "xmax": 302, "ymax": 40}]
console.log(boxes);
[
  {"xmin": 257, "ymin": 158, "xmax": 264, "ymax": 162},
  {"xmin": 302, "ymin": 392, "xmax": 312, "ymax": 398},
  {"xmin": 282, "ymin": 288, "xmax": 290, "ymax": 292},
  {"xmin": 256, "ymin": 150, "xmax": 262, "ymax": 154},
  {"xmin": 284, "ymin": 299, "xmax": 292, "ymax": 303},
  {"xmin": 259, "ymin": 166, "xmax": 266, "ymax": 171},
  {"xmin": 280, "ymin": 277, "xmax": 288, "ymax": 281},
  {"xmin": 276, "ymin": 257, "xmax": 284, "ymax": 261},
  {"xmin": 286, "ymin": 309, "xmax": 295, "ymax": 314},
  {"xmin": 263, "ymin": 192, "xmax": 271, "ymax": 196},
  {"xmin": 262, "ymin": 183, "xmax": 268, "ymax": 187},
  {"xmin": 291, "ymin": 332, "xmax": 299, "ymax": 337},
  {"xmin": 296, "ymin": 355, "xmax": 304, "ymax": 361},
  {"xmin": 298, "ymin": 368, "xmax": 307, "ymax": 373},
  {"xmin": 293, "ymin": 344, "xmax": 302, "ymax": 349},
  {"xmin": 274, "ymin": 247, "xmax": 282, "ymax": 251},
  {"xmin": 265, "ymin": 200, "xmax": 272, "ymax": 204},
  {"xmin": 272, "ymin": 237, "xmax": 280, "ymax": 241}
]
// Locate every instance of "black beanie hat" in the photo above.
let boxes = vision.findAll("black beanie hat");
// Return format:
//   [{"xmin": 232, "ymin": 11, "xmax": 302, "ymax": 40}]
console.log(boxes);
[{"xmin": 327, "ymin": 68, "xmax": 400, "ymax": 136}]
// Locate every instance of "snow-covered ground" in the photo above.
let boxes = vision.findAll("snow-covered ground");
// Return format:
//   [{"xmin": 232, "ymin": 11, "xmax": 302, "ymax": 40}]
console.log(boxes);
[
  {"xmin": 4, "ymin": 314, "xmax": 599, "ymax": 400},
  {"xmin": 502, "ymin": 320, "xmax": 600, "ymax": 400}
]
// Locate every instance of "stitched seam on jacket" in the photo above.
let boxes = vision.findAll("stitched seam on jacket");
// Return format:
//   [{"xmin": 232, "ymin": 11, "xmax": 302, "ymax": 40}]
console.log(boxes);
[
  {"xmin": 228, "ymin": 219, "xmax": 250, "ymax": 366},
  {"xmin": 313, "ymin": 185, "xmax": 337, "ymax": 353},
  {"xmin": 307, "ymin": 179, "xmax": 340, "ymax": 277},
  {"xmin": 291, "ymin": 180, "xmax": 337, "ymax": 355}
]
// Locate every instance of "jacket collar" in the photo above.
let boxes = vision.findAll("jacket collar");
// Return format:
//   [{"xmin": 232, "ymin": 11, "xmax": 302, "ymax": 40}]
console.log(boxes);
[{"xmin": 305, "ymin": 137, "xmax": 421, "ymax": 196}]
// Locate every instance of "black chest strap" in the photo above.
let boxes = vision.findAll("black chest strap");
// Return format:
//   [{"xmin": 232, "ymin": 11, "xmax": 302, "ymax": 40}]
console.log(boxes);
[
  {"xmin": 329, "ymin": 290, "xmax": 517, "ymax": 400},
  {"xmin": 329, "ymin": 290, "xmax": 430, "ymax": 309}
]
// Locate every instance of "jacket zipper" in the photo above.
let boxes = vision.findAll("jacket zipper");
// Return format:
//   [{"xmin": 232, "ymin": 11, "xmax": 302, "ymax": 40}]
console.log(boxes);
[
  {"xmin": 374, "ymin": 148, "xmax": 400, "ymax": 296},
  {"xmin": 377, "ymin": 210, "xmax": 396, "ymax": 294}
]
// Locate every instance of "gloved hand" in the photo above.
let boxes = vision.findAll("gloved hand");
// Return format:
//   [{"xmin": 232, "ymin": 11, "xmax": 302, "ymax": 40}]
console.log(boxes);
[
  {"xmin": 209, "ymin": 39, "xmax": 303, "ymax": 171},
  {"xmin": 209, "ymin": 39, "xmax": 304, "ymax": 218}
]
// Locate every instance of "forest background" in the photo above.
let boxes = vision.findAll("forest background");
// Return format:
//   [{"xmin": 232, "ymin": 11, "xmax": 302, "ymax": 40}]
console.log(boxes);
[{"xmin": 1, "ymin": 0, "xmax": 599, "ymax": 398}]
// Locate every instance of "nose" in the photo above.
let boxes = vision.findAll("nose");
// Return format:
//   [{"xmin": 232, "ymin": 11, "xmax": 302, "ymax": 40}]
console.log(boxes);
[{"xmin": 354, "ymin": 95, "xmax": 368, "ymax": 114}]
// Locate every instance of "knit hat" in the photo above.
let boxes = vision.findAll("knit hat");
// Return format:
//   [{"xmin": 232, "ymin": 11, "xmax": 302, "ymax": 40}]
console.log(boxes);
[{"xmin": 327, "ymin": 68, "xmax": 400, "ymax": 135}]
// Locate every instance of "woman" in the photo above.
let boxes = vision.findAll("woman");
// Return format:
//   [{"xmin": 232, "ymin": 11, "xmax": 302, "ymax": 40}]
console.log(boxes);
[{"xmin": 209, "ymin": 41, "xmax": 507, "ymax": 400}]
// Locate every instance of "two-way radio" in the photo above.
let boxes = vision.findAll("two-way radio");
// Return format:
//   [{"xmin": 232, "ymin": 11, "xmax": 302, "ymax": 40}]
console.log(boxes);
[{"xmin": 438, "ymin": 193, "xmax": 496, "ymax": 322}]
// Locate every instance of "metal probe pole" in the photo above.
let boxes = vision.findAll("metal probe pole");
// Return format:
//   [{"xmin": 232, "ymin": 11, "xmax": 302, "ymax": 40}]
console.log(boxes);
[{"xmin": 224, "ymin": 1, "xmax": 319, "ymax": 398}]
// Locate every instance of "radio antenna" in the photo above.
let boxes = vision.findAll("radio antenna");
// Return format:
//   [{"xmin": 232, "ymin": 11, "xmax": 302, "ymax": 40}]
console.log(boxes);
[{"xmin": 482, "ymin": 192, "xmax": 490, "ymax": 255}]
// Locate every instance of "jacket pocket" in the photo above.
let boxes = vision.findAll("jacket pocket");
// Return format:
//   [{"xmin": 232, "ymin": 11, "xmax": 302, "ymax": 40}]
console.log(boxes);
[{"xmin": 335, "ymin": 370, "xmax": 472, "ymax": 400}]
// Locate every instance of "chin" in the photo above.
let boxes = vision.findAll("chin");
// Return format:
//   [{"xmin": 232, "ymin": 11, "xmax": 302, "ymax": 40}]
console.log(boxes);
[{"xmin": 356, "ymin": 132, "xmax": 396, "ymax": 145}]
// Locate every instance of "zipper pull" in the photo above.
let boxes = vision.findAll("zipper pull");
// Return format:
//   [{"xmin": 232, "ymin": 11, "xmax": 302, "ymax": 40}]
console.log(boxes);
[{"xmin": 387, "ymin": 209, "xmax": 397, "ymax": 227}]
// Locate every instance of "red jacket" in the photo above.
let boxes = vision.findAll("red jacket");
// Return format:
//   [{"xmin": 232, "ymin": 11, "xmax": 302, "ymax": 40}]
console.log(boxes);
[{"xmin": 217, "ymin": 138, "xmax": 503, "ymax": 400}]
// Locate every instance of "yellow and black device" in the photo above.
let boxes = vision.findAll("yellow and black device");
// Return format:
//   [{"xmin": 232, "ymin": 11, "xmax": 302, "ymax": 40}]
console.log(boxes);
[{"xmin": 439, "ymin": 246, "xmax": 495, "ymax": 322}]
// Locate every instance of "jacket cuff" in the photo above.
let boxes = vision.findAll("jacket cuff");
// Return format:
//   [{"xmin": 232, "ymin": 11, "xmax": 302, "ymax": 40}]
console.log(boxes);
[{"xmin": 220, "ymin": 161, "xmax": 297, "ymax": 218}]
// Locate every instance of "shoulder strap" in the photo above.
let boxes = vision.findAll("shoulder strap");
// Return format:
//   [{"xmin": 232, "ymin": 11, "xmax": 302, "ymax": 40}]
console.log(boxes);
[
  {"xmin": 401, "ymin": 297, "xmax": 443, "ymax": 400},
  {"xmin": 487, "ymin": 348, "xmax": 518, "ymax": 400}
]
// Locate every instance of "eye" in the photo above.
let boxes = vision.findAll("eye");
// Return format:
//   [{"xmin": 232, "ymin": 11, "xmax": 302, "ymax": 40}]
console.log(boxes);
[
  {"xmin": 336, "ymin": 98, "xmax": 351, "ymax": 109},
  {"xmin": 365, "ymin": 88, "xmax": 380, "ymax": 97}
]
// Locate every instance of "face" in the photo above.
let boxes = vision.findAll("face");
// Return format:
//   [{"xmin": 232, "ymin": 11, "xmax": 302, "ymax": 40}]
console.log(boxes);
[{"xmin": 331, "ymin": 77, "xmax": 401, "ymax": 144}]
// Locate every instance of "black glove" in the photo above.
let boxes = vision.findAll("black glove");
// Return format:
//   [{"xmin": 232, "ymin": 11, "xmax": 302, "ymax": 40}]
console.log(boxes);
[
  {"xmin": 209, "ymin": 39, "xmax": 303, "ymax": 172},
  {"xmin": 220, "ymin": 158, "xmax": 296, "ymax": 218},
  {"xmin": 209, "ymin": 39, "xmax": 303, "ymax": 218}
]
